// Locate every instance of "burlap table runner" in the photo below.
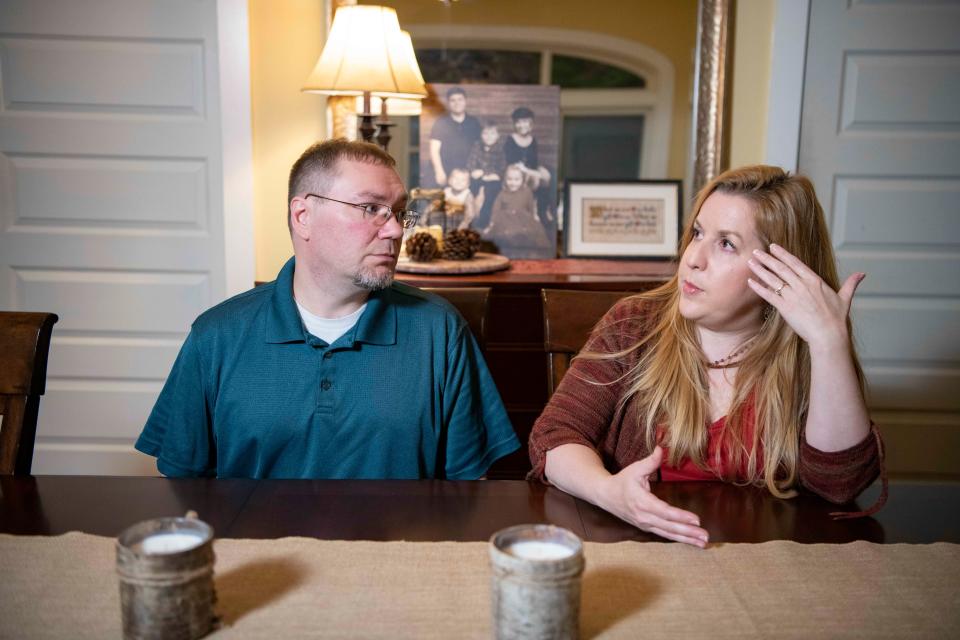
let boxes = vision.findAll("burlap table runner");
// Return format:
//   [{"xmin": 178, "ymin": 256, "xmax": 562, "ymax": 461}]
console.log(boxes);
[{"xmin": 1, "ymin": 533, "xmax": 957, "ymax": 639}]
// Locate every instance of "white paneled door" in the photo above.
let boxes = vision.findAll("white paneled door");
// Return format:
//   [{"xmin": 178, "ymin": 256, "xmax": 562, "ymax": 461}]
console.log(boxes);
[
  {"xmin": 800, "ymin": 0, "xmax": 960, "ymax": 476},
  {"xmin": 0, "ymin": 1, "xmax": 241, "ymax": 474}
]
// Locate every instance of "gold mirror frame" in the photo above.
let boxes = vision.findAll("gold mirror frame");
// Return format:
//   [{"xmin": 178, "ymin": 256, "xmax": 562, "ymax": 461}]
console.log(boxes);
[{"xmin": 691, "ymin": 0, "xmax": 734, "ymax": 197}]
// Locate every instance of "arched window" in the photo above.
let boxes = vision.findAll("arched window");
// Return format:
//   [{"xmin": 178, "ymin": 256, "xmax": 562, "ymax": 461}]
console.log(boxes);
[
  {"xmin": 413, "ymin": 48, "xmax": 646, "ymax": 88},
  {"xmin": 394, "ymin": 26, "xmax": 674, "ymax": 191}
]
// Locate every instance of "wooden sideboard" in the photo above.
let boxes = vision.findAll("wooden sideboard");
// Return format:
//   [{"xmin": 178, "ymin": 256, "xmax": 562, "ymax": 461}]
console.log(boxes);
[{"xmin": 397, "ymin": 259, "xmax": 676, "ymax": 479}]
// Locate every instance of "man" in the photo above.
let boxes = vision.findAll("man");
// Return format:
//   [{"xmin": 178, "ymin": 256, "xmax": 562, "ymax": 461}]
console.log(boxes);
[
  {"xmin": 136, "ymin": 139, "xmax": 519, "ymax": 478},
  {"xmin": 428, "ymin": 86, "xmax": 482, "ymax": 188}
]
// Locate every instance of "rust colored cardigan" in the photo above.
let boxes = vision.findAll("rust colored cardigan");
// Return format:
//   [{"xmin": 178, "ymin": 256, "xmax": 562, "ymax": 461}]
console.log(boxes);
[{"xmin": 528, "ymin": 296, "xmax": 882, "ymax": 505}]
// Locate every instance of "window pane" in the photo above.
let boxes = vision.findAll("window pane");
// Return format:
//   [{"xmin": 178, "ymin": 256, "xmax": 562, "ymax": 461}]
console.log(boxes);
[
  {"xmin": 551, "ymin": 55, "xmax": 645, "ymax": 89},
  {"xmin": 561, "ymin": 116, "xmax": 644, "ymax": 182},
  {"xmin": 415, "ymin": 49, "xmax": 541, "ymax": 84}
]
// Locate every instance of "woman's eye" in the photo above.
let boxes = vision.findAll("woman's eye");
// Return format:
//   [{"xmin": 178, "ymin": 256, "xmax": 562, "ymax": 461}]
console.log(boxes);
[
  {"xmin": 720, "ymin": 238, "xmax": 736, "ymax": 251},
  {"xmin": 692, "ymin": 227, "xmax": 703, "ymax": 239}
]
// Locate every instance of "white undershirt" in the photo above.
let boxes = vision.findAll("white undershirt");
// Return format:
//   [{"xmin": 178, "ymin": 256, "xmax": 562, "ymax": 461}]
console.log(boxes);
[{"xmin": 295, "ymin": 299, "xmax": 366, "ymax": 345}]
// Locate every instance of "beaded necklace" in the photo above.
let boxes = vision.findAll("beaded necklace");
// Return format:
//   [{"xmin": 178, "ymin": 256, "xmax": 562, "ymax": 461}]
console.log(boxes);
[{"xmin": 706, "ymin": 336, "xmax": 757, "ymax": 369}]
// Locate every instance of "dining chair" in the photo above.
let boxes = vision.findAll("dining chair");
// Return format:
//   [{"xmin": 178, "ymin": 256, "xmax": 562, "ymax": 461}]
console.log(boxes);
[
  {"xmin": 541, "ymin": 289, "xmax": 632, "ymax": 396},
  {"xmin": 0, "ymin": 312, "xmax": 59, "ymax": 475},
  {"xmin": 423, "ymin": 287, "xmax": 491, "ymax": 349}
]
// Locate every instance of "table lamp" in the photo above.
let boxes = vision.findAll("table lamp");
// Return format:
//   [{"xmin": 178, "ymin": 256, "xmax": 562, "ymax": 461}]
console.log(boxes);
[{"xmin": 302, "ymin": 6, "xmax": 427, "ymax": 151}]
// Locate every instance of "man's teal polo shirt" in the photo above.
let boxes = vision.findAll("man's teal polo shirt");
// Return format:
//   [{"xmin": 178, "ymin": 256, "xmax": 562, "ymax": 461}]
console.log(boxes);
[{"xmin": 135, "ymin": 257, "xmax": 519, "ymax": 479}]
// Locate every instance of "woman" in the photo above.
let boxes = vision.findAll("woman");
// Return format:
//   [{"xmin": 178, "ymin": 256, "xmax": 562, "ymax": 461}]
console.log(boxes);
[
  {"xmin": 504, "ymin": 106, "xmax": 553, "ymax": 222},
  {"xmin": 528, "ymin": 166, "xmax": 883, "ymax": 548}
]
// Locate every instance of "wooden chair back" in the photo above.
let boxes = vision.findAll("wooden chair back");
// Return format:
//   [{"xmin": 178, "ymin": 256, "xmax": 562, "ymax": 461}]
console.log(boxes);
[
  {"xmin": 541, "ymin": 289, "xmax": 632, "ymax": 396},
  {"xmin": 423, "ymin": 287, "xmax": 491, "ymax": 349},
  {"xmin": 0, "ymin": 312, "xmax": 58, "ymax": 475}
]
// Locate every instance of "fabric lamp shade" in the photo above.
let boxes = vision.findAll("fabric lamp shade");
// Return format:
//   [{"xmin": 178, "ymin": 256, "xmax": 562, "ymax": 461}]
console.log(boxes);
[
  {"xmin": 354, "ymin": 32, "xmax": 424, "ymax": 115},
  {"xmin": 302, "ymin": 6, "xmax": 427, "ymax": 100}
]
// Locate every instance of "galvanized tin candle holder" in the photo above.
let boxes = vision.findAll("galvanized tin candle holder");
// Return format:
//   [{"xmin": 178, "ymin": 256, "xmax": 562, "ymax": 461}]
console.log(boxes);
[
  {"xmin": 116, "ymin": 514, "xmax": 217, "ymax": 640},
  {"xmin": 489, "ymin": 524, "xmax": 585, "ymax": 640}
]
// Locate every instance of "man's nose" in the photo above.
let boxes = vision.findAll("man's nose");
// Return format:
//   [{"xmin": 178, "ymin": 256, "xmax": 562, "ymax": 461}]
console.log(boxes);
[{"xmin": 379, "ymin": 214, "xmax": 405, "ymax": 238}]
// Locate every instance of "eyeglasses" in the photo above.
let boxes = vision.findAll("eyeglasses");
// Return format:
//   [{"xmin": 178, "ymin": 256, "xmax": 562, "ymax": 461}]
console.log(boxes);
[{"xmin": 305, "ymin": 194, "xmax": 419, "ymax": 229}]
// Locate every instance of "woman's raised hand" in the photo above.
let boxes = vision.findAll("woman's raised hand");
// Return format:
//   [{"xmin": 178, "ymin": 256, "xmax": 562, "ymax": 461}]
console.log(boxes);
[
  {"xmin": 598, "ymin": 446, "xmax": 709, "ymax": 548},
  {"xmin": 747, "ymin": 243, "xmax": 865, "ymax": 352}
]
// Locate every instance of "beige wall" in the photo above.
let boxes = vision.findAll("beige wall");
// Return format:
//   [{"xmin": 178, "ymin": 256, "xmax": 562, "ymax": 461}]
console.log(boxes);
[
  {"xmin": 729, "ymin": 0, "xmax": 775, "ymax": 169},
  {"xmin": 248, "ymin": 1, "xmax": 773, "ymax": 280},
  {"xmin": 249, "ymin": 0, "xmax": 327, "ymax": 281}
]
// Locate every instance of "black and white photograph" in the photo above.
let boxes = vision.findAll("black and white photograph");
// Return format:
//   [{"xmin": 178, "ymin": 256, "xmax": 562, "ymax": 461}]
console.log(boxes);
[{"xmin": 419, "ymin": 83, "xmax": 560, "ymax": 259}]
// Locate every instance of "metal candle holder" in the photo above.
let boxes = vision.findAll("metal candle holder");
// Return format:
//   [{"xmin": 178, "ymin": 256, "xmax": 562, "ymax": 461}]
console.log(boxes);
[
  {"xmin": 489, "ymin": 524, "xmax": 585, "ymax": 640},
  {"xmin": 116, "ymin": 514, "xmax": 217, "ymax": 640}
]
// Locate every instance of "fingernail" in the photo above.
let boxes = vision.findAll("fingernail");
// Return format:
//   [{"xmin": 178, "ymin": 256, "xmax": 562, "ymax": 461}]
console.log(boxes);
[
  {"xmin": 770, "ymin": 243, "xmax": 780, "ymax": 249},
  {"xmin": 858, "ymin": 272, "xmax": 867, "ymax": 281},
  {"xmin": 752, "ymin": 249, "xmax": 760, "ymax": 255},
  {"xmin": 748, "ymin": 258, "xmax": 756, "ymax": 265}
]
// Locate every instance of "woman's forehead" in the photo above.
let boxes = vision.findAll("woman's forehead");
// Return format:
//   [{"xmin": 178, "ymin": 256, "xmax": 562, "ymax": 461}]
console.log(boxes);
[{"xmin": 697, "ymin": 192, "xmax": 756, "ymax": 232}]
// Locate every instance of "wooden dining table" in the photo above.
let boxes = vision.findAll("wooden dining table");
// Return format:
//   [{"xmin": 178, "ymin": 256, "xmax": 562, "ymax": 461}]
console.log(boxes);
[
  {"xmin": 2, "ymin": 477, "xmax": 959, "ymax": 639},
  {"xmin": 1, "ymin": 475, "xmax": 957, "ymax": 543}
]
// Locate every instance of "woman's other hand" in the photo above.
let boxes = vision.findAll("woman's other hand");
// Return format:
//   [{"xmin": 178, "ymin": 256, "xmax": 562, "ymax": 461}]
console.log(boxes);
[
  {"xmin": 545, "ymin": 443, "xmax": 708, "ymax": 547},
  {"xmin": 597, "ymin": 447, "xmax": 709, "ymax": 548}
]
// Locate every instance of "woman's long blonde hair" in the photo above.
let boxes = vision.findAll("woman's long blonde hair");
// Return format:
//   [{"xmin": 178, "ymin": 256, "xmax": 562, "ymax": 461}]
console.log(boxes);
[{"xmin": 581, "ymin": 165, "xmax": 864, "ymax": 497}]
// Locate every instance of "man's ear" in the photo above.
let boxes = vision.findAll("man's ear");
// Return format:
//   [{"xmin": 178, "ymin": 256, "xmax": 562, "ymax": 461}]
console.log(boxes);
[{"xmin": 289, "ymin": 197, "xmax": 311, "ymax": 240}]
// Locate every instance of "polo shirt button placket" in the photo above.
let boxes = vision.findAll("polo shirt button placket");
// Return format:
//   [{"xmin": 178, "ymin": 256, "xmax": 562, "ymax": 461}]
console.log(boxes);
[{"xmin": 317, "ymin": 348, "xmax": 335, "ymax": 411}]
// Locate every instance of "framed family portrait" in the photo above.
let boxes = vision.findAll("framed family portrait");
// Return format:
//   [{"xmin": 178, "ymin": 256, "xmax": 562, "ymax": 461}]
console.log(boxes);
[
  {"xmin": 418, "ymin": 83, "xmax": 560, "ymax": 259},
  {"xmin": 563, "ymin": 180, "xmax": 682, "ymax": 260}
]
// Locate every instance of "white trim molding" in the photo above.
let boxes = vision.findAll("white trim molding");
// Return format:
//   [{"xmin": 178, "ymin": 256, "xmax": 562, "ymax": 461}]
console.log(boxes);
[
  {"xmin": 217, "ymin": 0, "xmax": 255, "ymax": 297},
  {"xmin": 764, "ymin": 0, "xmax": 810, "ymax": 172}
]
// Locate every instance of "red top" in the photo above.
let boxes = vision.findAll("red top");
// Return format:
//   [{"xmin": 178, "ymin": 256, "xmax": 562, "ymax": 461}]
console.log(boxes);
[
  {"xmin": 659, "ymin": 399, "xmax": 759, "ymax": 481},
  {"xmin": 659, "ymin": 416, "xmax": 726, "ymax": 481}
]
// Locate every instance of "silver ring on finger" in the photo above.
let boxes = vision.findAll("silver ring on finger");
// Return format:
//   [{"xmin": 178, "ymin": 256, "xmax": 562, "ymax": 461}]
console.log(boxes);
[{"xmin": 774, "ymin": 282, "xmax": 786, "ymax": 296}]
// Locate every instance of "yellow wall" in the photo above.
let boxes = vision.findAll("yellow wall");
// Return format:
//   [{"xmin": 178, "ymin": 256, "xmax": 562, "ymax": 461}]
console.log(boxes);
[
  {"xmin": 249, "ymin": 0, "xmax": 328, "ymax": 281},
  {"xmin": 729, "ymin": 0, "xmax": 775, "ymax": 169},
  {"xmin": 248, "ymin": 1, "xmax": 774, "ymax": 279}
]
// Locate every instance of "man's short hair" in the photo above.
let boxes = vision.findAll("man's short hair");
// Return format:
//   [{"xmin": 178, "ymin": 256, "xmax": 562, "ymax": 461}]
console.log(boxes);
[
  {"xmin": 446, "ymin": 86, "xmax": 467, "ymax": 100},
  {"xmin": 287, "ymin": 138, "xmax": 396, "ymax": 233},
  {"xmin": 511, "ymin": 106, "xmax": 534, "ymax": 121}
]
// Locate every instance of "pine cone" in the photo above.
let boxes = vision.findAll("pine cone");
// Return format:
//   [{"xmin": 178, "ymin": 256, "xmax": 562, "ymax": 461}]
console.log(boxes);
[
  {"xmin": 442, "ymin": 228, "xmax": 481, "ymax": 260},
  {"xmin": 405, "ymin": 232, "xmax": 438, "ymax": 262}
]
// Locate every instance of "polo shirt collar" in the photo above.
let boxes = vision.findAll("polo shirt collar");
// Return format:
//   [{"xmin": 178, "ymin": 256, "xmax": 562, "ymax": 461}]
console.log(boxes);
[
  {"xmin": 350, "ymin": 289, "xmax": 397, "ymax": 346},
  {"xmin": 265, "ymin": 257, "xmax": 397, "ymax": 347},
  {"xmin": 265, "ymin": 257, "xmax": 305, "ymax": 343}
]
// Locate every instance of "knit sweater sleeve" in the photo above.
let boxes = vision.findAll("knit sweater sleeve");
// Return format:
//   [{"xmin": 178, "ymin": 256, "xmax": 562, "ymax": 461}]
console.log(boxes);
[
  {"xmin": 798, "ymin": 425, "xmax": 883, "ymax": 504},
  {"xmin": 528, "ymin": 297, "xmax": 649, "ymax": 482}
]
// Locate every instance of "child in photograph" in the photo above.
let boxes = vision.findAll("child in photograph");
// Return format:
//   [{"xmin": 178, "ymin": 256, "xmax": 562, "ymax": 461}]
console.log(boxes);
[
  {"xmin": 504, "ymin": 106, "xmax": 554, "ymax": 223},
  {"xmin": 484, "ymin": 164, "xmax": 553, "ymax": 258},
  {"xmin": 443, "ymin": 167, "xmax": 477, "ymax": 230},
  {"xmin": 466, "ymin": 121, "xmax": 506, "ymax": 230}
]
